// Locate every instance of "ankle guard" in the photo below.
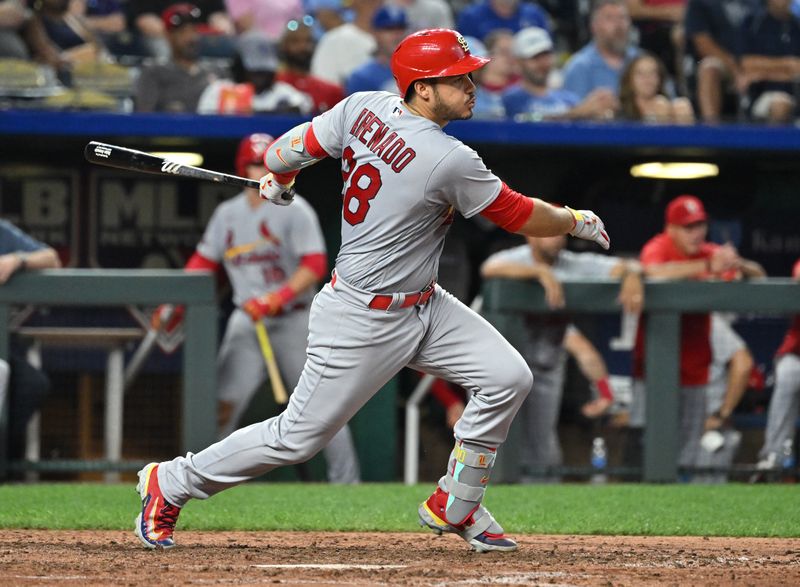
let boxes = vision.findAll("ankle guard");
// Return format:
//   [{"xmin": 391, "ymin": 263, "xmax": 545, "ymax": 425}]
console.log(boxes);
[{"xmin": 442, "ymin": 441, "xmax": 496, "ymax": 526}]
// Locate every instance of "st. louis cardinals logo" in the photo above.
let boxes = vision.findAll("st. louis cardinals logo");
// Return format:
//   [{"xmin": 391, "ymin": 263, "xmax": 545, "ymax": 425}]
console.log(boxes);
[
  {"xmin": 457, "ymin": 34, "xmax": 469, "ymax": 54},
  {"xmin": 161, "ymin": 160, "xmax": 182, "ymax": 174}
]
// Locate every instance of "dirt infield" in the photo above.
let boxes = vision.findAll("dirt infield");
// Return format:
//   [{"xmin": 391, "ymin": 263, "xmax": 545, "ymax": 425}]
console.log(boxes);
[{"xmin": 1, "ymin": 530, "xmax": 799, "ymax": 586}]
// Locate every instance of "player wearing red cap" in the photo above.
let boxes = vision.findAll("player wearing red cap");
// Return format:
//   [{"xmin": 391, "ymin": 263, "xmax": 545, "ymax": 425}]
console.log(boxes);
[
  {"xmin": 628, "ymin": 194, "xmax": 765, "ymax": 472},
  {"xmin": 134, "ymin": 29, "xmax": 610, "ymax": 553}
]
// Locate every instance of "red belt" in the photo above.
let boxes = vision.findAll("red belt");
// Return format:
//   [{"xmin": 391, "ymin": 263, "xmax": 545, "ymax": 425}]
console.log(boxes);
[{"xmin": 331, "ymin": 273, "xmax": 435, "ymax": 310}]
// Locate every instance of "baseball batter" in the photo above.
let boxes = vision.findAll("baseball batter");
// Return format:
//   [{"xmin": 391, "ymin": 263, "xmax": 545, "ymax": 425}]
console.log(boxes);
[
  {"xmin": 135, "ymin": 29, "xmax": 610, "ymax": 553},
  {"xmin": 480, "ymin": 234, "xmax": 643, "ymax": 480},
  {"xmin": 153, "ymin": 134, "xmax": 360, "ymax": 484}
]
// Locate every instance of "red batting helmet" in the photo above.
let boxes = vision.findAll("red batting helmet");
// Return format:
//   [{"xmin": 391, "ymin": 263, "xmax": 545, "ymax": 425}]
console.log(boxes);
[
  {"xmin": 390, "ymin": 29, "xmax": 490, "ymax": 97},
  {"xmin": 235, "ymin": 133, "xmax": 275, "ymax": 178}
]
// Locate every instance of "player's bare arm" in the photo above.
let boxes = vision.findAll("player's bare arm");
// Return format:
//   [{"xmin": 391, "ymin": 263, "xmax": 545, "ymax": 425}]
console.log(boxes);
[
  {"xmin": 513, "ymin": 197, "xmax": 610, "ymax": 250},
  {"xmin": 609, "ymin": 259, "xmax": 644, "ymax": 314},
  {"xmin": 481, "ymin": 260, "xmax": 564, "ymax": 309}
]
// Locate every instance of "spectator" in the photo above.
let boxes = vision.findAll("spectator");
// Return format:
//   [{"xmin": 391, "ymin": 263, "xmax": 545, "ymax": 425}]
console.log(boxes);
[
  {"xmin": 27, "ymin": 0, "xmax": 107, "ymax": 74},
  {"xmin": 151, "ymin": 134, "xmax": 360, "ymax": 483},
  {"xmin": 482, "ymin": 29, "xmax": 521, "ymax": 91},
  {"xmin": 225, "ymin": 0, "xmax": 303, "ymax": 41},
  {"xmin": 68, "ymin": 0, "xmax": 127, "ymax": 57},
  {"xmin": 562, "ymin": 0, "xmax": 639, "ymax": 100},
  {"xmin": 126, "ymin": 1, "xmax": 235, "ymax": 60},
  {"xmin": 684, "ymin": 0, "xmax": 759, "ymax": 122},
  {"xmin": 503, "ymin": 26, "xmax": 619, "ymax": 121},
  {"xmin": 134, "ymin": 4, "xmax": 223, "ymax": 112},
  {"xmin": 345, "ymin": 5, "xmax": 408, "ymax": 95},
  {"xmin": 754, "ymin": 258, "xmax": 800, "ymax": 475},
  {"xmin": 618, "ymin": 51, "xmax": 694, "ymax": 122},
  {"xmin": 306, "ymin": 0, "xmax": 346, "ymax": 37},
  {"xmin": 628, "ymin": 195, "xmax": 766, "ymax": 474},
  {"xmin": 388, "ymin": 0, "xmax": 454, "ymax": 31},
  {"xmin": 276, "ymin": 18, "xmax": 343, "ymax": 113},
  {"xmin": 625, "ymin": 0, "xmax": 686, "ymax": 86},
  {"xmin": 0, "ymin": 219, "xmax": 62, "ymax": 465},
  {"xmin": 0, "ymin": 0, "xmax": 32, "ymax": 59},
  {"xmin": 740, "ymin": 0, "xmax": 800, "ymax": 125},
  {"xmin": 480, "ymin": 234, "xmax": 643, "ymax": 481},
  {"xmin": 465, "ymin": 35, "xmax": 507, "ymax": 119},
  {"xmin": 197, "ymin": 32, "xmax": 312, "ymax": 114},
  {"xmin": 456, "ymin": 0, "xmax": 550, "ymax": 43},
  {"xmin": 310, "ymin": 0, "xmax": 380, "ymax": 86}
]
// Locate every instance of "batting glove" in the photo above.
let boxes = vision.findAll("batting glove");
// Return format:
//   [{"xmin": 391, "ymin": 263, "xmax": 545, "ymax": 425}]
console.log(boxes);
[
  {"xmin": 566, "ymin": 207, "xmax": 610, "ymax": 250},
  {"xmin": 151, "ymin": 304, "xmax": 184, "ymax": 333},
  {"xmin": 259, "ymin": 173, "xmax": 295, "ymax": 206},
  {"xmin": 242, "ymin": 293, "xmax": 283, "ymax": 321}
]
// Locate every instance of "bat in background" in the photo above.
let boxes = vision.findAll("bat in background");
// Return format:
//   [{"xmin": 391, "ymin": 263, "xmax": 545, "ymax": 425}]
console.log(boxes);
[
  {"xmin": 254, "ymin": 321, "xmax": 289, "ymax": 405},
  {"xmin": 84, "ymin": 141, "xmax": 296, "ymax": 202}
]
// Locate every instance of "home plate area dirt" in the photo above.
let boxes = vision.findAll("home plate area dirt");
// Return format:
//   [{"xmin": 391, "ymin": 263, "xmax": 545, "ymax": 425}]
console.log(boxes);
[{"xmin": 2, "ymin": 531, "xmax": 799, "ymax": 586}]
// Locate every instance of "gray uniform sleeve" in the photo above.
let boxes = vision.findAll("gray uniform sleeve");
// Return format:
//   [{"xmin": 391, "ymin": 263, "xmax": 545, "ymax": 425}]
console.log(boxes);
[
  {"xmin": 195, "ymin": 205, "xmax": 226, "ymax": 262},
  {"xmin": 310, "ymin": 94, "xmax": 364, "ymax": 159},
  {"xmin": 426, "ymin": 144, "xmax": 502, "ymax": 218}
]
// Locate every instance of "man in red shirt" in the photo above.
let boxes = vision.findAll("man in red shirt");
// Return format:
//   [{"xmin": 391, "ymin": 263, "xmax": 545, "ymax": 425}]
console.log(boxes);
[
  {"xmin": 755, "ymin": 258, "xmax": 800, "ymax": 474},
  {"xmin": 628, "ymin": 194, "xmax": 765, "ymax": 471},
  {"xmin": 275, "ymin": 19, "xmax": 344, "ymax": 113}
]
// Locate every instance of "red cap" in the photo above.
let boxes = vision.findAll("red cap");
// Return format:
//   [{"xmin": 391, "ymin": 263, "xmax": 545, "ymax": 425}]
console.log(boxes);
[
  {"xmin": 391, "ymin": 29, "xmax": 489, "ymax": 96},
  {"xmin": 665, "ymin": 194, "xmax": 707, "ymax": 226},
  {"xmin": 162, "ymin": 3, "xmax": 202, "ymax": 32}
]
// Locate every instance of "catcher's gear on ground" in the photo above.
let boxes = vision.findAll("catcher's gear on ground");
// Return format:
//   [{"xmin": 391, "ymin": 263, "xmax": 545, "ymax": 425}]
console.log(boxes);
[
  {"xmin": 235, "ymin": 133, "xmax": 275, "ymax": 177},
  {"xmin": 391, "ymin": 28, "xmax": 490, "ymax": 97},
  {"xmin": 242, "ymin": 293, "xmax": 283, "ymax": 321},
  {"xmin": 259, "ymin": 173, "xmax": 295, "ymax": 205},
  {"xmin": 566, "ymin": 207, "xmax": 610, "ymax": 250}
]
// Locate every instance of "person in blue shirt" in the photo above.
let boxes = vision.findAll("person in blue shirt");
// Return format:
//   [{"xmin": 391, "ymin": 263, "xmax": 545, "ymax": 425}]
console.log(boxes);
[
  {"xmin": 456, "ymin": 0, "xmax": 550, "ymax": 43},
  {"xmin": 684, "ymin": 0, "xmax": 760, "ymax": 122},
  {"xmin": 503, "ymin": 26, "xmax": 619, "ymax": 121},
  {"xmin": 344, "ymin": 5, "xmax": 407, "ymax": 95},
  {"xmin": 740, "ymin": 0, "xmax": 800, "ymax": 124},
  {"xmin": 562, "ymin": 0, "xmax": 638, "ymax": 100},
  {"xmin": 0, "ymin": 219, "xmax": 61, "ymax": 469}
]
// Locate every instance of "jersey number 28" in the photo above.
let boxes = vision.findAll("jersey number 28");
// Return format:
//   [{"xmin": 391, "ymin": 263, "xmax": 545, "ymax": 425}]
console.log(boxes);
[{"xmin": 341, "ymin": 146, "xmax": 382, "ymax": 226}]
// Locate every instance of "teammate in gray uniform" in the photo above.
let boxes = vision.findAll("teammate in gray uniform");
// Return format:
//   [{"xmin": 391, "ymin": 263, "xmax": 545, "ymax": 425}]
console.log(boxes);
[
  {"xmin": 134, "ymin": 28, "xmax": 611, "ymax": 553},
  {"xmin": 481, "ymin": 234, "xmax": 643, "ymax": 480},
  {"xmin": 754, "ymin": 258, "xmax": 800, "ymax": 475},
  {"xmin": 152, "ymin": 133, "xmax": 360, "ymax": 484}
]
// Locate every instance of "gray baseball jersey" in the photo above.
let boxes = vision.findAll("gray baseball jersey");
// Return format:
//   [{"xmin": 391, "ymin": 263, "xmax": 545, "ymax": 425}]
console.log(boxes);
[
  {"xmin": 313, "ymin": 91, "xmax": 501, "ymax": 293},
  {"xmin": 483, "ymin": 244, "xmax": 621, "ymax": 478},
  {"xmin": 197, "ymin": 193, "xmax": 325, "ymax": 307},
  {"xmin": 156, "ymin": 91, "xmax": 533, "ymax": 510}
]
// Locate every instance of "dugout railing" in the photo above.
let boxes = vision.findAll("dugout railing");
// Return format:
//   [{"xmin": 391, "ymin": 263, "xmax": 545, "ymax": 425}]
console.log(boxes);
[
  {"xmin": 0, "ymin": 269, "xmax": 217, "ymax": 479},
  {"xmin": 481, "ymin": 277, "xmax": 800, "ymax": 483}
]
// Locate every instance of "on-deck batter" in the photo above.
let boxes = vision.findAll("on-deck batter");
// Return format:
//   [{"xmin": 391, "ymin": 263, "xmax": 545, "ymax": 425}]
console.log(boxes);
[{"xmin": 135, "ymin": 28, "xmax": 611, "ymax": 553}]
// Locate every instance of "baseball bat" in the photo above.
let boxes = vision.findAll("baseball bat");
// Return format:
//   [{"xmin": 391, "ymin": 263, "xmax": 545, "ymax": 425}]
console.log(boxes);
[
  {"xmin": 254, "ymin": 321, "xmax": 289, "ymax": 405},
  {"xmin": 123, "ymin": 328, "xmax": 158, "ymax": 392},
  {"xmin": 84, "ymin": 141, "xmax": 260, "ymax": 189}
]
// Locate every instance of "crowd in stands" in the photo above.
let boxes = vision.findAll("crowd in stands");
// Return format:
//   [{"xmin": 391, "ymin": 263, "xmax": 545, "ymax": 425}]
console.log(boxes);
[{"xmin": 2, "ymin": 0, "xmax": 800, "ymax": 121}]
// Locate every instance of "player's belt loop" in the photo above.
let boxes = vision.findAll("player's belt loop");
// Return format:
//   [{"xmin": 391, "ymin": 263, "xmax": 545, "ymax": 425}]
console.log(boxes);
[{"xmin": 386, "ymin": 293, "xmax": 404, "ymax": 311}]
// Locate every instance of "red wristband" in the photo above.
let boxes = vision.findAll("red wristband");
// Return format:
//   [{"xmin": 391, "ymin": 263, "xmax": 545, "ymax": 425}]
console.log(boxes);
[
  {"xmin": 275, "ymin": 285, "xmax": 295, "ymax": 306},
  {"xmin": 595, "ymin": 377, "xmax": 614, "ymax": 401}
]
